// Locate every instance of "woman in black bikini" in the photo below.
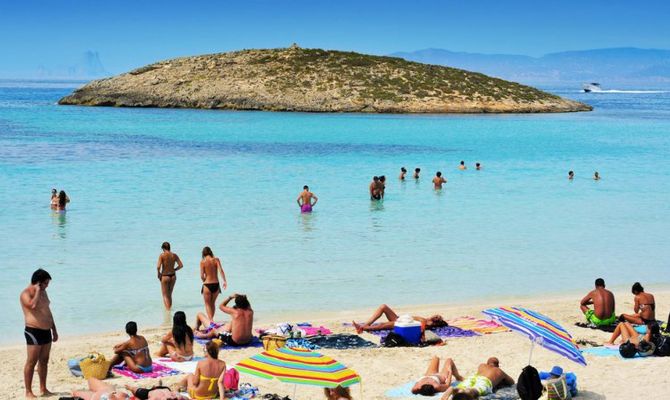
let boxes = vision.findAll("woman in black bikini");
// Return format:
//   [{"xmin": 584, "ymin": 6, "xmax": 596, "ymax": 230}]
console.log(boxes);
[
  {"xmin": 156, "ymin": 241, "xmax": 183, "ymax": 310},
  {"xmin": 200, "ymin": 246, "xmax": 228, "ymax": 320}
]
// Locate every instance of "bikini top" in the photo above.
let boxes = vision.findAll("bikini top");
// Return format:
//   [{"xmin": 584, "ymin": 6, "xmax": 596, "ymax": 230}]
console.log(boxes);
[{"xmin": 199, "ymin": 374, "xmax": 219, "ymax": 391}]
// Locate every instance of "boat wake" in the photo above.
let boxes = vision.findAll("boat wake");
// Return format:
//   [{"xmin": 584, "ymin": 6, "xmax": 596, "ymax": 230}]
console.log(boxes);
[{"xmin": 581, "ymin": 89, "xmax": 668, "ymax": 94}]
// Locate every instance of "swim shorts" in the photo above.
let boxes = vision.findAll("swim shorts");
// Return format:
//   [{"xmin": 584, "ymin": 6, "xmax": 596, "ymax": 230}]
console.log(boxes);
[
  {"xmin": 585, "ymin": 310, "xmax": 617, "ymax": 326},
  {"xmin": 24, "ymin": 326, "xmax": 52, "ymax": 345},
  {"xmin": 457, "ymin": 374, "xmax": 493, "ymax": 396},
  {"xmin": 301, "ymin": 203, "xmax": 312, "ymax": 213}
]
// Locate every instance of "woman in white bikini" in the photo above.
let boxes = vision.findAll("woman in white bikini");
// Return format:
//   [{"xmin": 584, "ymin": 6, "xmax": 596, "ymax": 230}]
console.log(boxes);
[
  {"xmin": 156, "ymin": 311, "xmax": 194, "ymax": 362},
  {"xmin": 411, "ymin": 356, "xmax": 462, "ymax": 396}
]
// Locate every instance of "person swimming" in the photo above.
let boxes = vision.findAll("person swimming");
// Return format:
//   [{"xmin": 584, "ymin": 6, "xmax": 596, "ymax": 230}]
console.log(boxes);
[
  {"xmin": 200, "ymin": 247, "xmax": 227, "ymax": 320},
  {"xmin": 297, "ymin": 185, "xmax": 318, "ymax": 213},
  {"xmin": 399, "ymin": 167, "xmax": 407, "ymax": 180},
  {"xmin": 413, "ymin": 168, "xmax": 421, "ymax": 179},
  {"xmin": 475, "ymin": 162, "xmax": 482, "ymax": 171},
  {"xmin": 370, "ymin": 176, "xmax": 381, "ymax": 200},
  {"xmin": 594, "ymin": 171, "xmax": 600, "ymax": 180},
  {"xmin": 459, "ymin": 161, "xmax": 467, "ymax": 170},
  {"xmin": 433, "ymin": 171, "xmax": 447, "ymax": 189},
  {"xmin": 568, "ymin": 171, "xmax": 574, "ymax": 180}
]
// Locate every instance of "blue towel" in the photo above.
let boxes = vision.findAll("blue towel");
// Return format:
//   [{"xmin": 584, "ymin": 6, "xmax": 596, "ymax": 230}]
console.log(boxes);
[
  {"xmin": 581, "ymin": 346, "xmax": 644, "ymax": 360},
  {"xmin": 385, "ymin": 381, "xmax": 518, "ymax": 399}
]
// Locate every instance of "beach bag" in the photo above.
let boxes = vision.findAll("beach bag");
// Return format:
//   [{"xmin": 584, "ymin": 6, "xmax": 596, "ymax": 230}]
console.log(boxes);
[
  {"xmin": 637, "ymin": 340, "xmax": 656, "ymax": 357},
  {"xmin": 79, "ymin": 352, "xmax": 111, "ymax": 380},
  {"xmin": 517, "ymin": 365, "xmax": 543, "ymax": 400},
  {"xmin": 382, "ymin": 332, "xmax": 408, "ymax": 348},
  {"xmin": 262, "ymin": 335, "xmax": 287, "ymax": 351},
  {"xmin": 652, "ymin": 334, "xmax": 670, "ymax": 356},
  {"xmin": 224, "ymin": 368, "xmax": 240, "ymax": 390},
  {"xmin": 543, "ymin": 376, "xmax": 571, "ymax": 400},
  {"xmin": 67, "ymin": 358, "xmax": 83, "ymax": 377},
  {"xmin": 619, "ymin": 341, "xmax": 637, "ymax": 358}
]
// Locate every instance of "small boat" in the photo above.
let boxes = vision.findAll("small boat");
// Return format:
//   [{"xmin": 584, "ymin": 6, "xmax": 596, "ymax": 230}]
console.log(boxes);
[{"xmin": 582, "ymin": 83, "xmax": 602, "ymax": 93}]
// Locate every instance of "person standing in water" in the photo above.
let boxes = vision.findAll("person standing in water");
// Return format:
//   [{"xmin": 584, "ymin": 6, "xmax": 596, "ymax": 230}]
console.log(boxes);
[
  {"xmin": 568, "ymin": 171, "xmax": 574, "ymax": 180},
  {"xmin": 458, "ymin": 161, "xmax": 467, "ymax": 170},
  {"xmin": 413, "ymin": 168, "xmax": 421, "ymax": 180},
  {"xmin": 594, "ymin": 171, "xmax": 601, "ymax": 180},
  {"xmin": 57, "ymin": 190, "xmax": 69, "ymax": 211},
  {"xmin": 475, "ymin": 163, "xmax": 482, "ymax": 171},
  {"xmin": 432, "ymin": 172, "xmax": 447, "ymax": 189},
  {"xmin": 50, "ymin": 189, "xmax": 58, "ymax": 209},
  {"xmin": 200, "ymin": 247, "xmax": 227, "ymax": 320},
  {"xmin": 157, "ymin": 242, "xmax": 184, "ymax": 310},
  {"xmin": 370, "ymin": 177, "xmax": 381, "ymax": 200},
  {"xmin": 399, "ymin": 167, "xmax": 407, "ymax": 180},
  {"xmin": 21, "ymin": 269, "xmax": 57, "ymax": 398},
  {"xmin": 297, "ymin": 185, "xmax": 318, "ymax": 213},
  {"xmin": 379, "ymin": 176, "xmax": 387, "ymax": 199}
]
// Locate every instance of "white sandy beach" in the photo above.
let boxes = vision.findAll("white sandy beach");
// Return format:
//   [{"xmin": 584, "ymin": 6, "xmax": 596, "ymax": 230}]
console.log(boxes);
[{"xmin": 1, "ymin": 289, "xmax": 668, "ymax": 400}]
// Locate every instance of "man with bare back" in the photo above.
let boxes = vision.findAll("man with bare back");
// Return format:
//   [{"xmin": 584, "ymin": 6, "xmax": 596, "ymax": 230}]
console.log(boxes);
[
  {"xmin": 217, "ymin": 294, "xmax": 254, "ymax": 346},
  {"xmin": 20, "ymin": 269, "xmax": 58, "ymax": 398},
  {"xmin": 157, "ymin": 241, "xmax": 184, "ymax": 310},
  {"xmin": 297, "ymin": 185, "xmax": 318, "ymax": 213}
]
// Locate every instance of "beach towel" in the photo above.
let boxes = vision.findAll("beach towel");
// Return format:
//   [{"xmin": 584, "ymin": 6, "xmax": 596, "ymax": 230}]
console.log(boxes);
[
  {"xmin": 385, "ymin": 381, "xmax": 519, "ymax": 399},
  {"xmin": 574, "ymin": 321, "xmax": 618, "ymax": 333},
  {"xmin": 112, "ymin": 363, "xmax": 181, "ymax": 379},
  {"xmin": 154, "ymin": 357, "xmax": 204, "ymax": 374},
  {"xmin": 447, "ymin": 316, "xmax": 509, "ymax": 334},
  {"xmin": 256, "ymin": 322, "xmax": 332, "ymax": 337},
  {"xmin": 370, "ymin": 326, "xmax": 478, "ymax": 344},
  {"xmin": 196, "ymin": 336, "xmax": 263, "ymax": 350},
  {"xmin": 580, "ymin": 345, "xmax": 645, "ymax": 360},
  {"xmin": 306, "ymin": 334, "xmax": 377, "ymax": 349}
]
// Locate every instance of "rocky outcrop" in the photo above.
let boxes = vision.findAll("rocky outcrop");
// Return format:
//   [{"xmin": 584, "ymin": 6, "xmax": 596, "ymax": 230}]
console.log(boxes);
[{"xmin": 59, "ymin": 47, "xmax": 592, "ymax": 113}]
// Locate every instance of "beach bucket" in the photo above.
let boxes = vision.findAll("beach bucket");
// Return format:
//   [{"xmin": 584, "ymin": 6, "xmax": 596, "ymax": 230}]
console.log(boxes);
[
  {"xmin": 79, "ymin": 352, "xmax": 111, "ymax": 380},
  {"xmin": 262, "ymin": 335, "xmax": 287, "ymax": 351}
]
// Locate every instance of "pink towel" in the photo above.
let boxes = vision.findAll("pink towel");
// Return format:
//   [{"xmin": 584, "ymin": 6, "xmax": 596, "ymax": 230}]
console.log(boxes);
[{"xmin": 112, "ymin": 363, "xmax": 181, "ymax": 380}]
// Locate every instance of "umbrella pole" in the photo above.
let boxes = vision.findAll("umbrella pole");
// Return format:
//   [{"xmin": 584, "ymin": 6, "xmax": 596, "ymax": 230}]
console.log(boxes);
[
  {"xmin": 293, "ymin": 384, "xmax": 296, "ymax": 399},
  {"xmin": 528, "ymin": 340, "xmax": 535, "ymax": 365}
]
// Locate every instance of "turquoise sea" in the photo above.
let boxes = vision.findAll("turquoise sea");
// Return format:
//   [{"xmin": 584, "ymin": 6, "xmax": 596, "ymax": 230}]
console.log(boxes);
[{"xmin": 1, "ymin": 80, "xmax": 669, "ymax": 344}]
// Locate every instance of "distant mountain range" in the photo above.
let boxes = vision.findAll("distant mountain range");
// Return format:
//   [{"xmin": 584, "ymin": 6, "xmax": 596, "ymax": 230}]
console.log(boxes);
[
  {"xmin": 33, "ymin": 51, "xmax": 108, "ymax": 79},
  {"xmin": 390, "ymin": 47, "xmax": 670, "ymax": 88}
]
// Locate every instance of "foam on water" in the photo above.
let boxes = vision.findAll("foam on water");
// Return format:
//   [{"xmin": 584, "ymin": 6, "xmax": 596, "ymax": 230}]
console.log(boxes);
[{"xmin": 1, "ymin": 84, "xmax": 669, "ymax": 344}]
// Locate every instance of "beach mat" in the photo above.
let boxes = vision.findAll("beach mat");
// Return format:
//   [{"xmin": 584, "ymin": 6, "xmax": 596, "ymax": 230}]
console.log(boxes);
[
  {"xmin": 307, "ymin": 334, "xmax": 377, "ymax": 349},
  {"xmin": 574, "ymin": 321, "xmax": 618, "ymax": 333},
  {"xmin": 447, "ymin": 316, "xmax": 509, "ymax": 334},
  {"xmin": 154, "ymin": 357, "xmax": 204, "ymax": 374},
  {"xmin": 385, "ymin": 381, "xmax": 518, "ymax": 399},
  {"xmin": 581, "ymin": 345, "xmax": 646, "ymax": 360},
  {"xmin": 112, "ymin": 363, "xmax": 181, "ymax": 379},
  {"xmin": 370, "ymin": 326, "xmax": 478, "ymax": 344}
]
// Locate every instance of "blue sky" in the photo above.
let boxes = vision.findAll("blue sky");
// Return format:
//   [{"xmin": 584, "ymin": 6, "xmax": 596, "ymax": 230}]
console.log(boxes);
[{"xmin": 1, "ymin": 0, "xmax": 669, "ymax": 76}]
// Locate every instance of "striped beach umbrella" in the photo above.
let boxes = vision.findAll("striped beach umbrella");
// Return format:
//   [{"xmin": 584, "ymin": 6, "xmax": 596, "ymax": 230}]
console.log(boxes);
[
  {"xmin": 483, "ymin": 306, "xmax": 586, "ymax": 366},
  {"xmin": 236, "ymin": 347, "xmax": 361, "ymax": 388}
]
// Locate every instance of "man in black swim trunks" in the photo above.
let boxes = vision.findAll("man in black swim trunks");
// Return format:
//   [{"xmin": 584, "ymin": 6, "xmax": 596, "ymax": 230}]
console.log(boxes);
[{"xmin": 20, "ymin": 269, "xmax": 58, "ymax": 398}]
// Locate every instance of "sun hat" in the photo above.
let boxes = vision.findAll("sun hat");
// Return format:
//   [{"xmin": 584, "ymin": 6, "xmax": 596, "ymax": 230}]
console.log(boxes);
[{"xmin": 549, "ymin": 366, "xmax": 563, "ymax": 377}]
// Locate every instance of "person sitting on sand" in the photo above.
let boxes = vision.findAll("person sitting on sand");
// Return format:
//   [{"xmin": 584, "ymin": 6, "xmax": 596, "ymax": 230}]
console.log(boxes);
[
  {"xmin": 157, "ymin": 311, "xmax": 194, "ymax": 361},
  {"xmin": 352, "ymin": 304, "xmax": 447, "ymax": 333},
  {"xmin": 324, "ymin": 385, "xmax": 353, "ymax": 400},
  {"xmin": 459, "ymin": 161, "xmax": 467, "ymax": 170},
  {"xmin": 440, "ymin": 357, "xmax": 514, "ymax": 399},
  {"xmin": 619, "ymin": 282, "xmax": 655, "ymax": 326},
  {"xmin": 108, "ymin": 321, "xmax": 153, "ymax": 374},
  {"xmin": 157, "ymin": 241, "xmax": 184, "ymax": 310},
  {"xmin": 594, "ymin": 171, "xmax": 600, "ymax": 181},
  {"xmin": 414, "ymin": 168, "xmax": 421, "ymax": 179},
  {"xmin": 176, "ymin": 341, "xmax": 226, "ymax": 400},
  {"xmin": 399, "ymin": 167, "xmax": 407, "ymax": 181},
  {"xmin": 193, "ymin": 294, "xmax": 254, "ymax": 346},
  {"xmin": 411, "ymin": 356, "xmax": 462, "ymax": 396},
  {"xmin": 369, "ymin": 176, "xmax": 381, "ymax": 200},
  {"xmin": 297, "ymin": 185, "xmax": 318, "ymax": 213},
  {"xmin": 433, "ymin": 171, "xmax": 447, "ymax": 189},
  {"xmin": 200, "ymin": 246, "xmax": 228, "ymax": 320},
  {"xmin": 73, "ymin": 377, "xmax": 131, "ymax": 400},
  {"xmin": 580, "ymin": 278, "xmax": 616, "ymax": 327}
]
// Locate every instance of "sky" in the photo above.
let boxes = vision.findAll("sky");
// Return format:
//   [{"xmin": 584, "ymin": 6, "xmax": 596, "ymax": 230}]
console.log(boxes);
[{"xmin": 1, "ymin": 0, "xmax": 669, "ymax": 76}]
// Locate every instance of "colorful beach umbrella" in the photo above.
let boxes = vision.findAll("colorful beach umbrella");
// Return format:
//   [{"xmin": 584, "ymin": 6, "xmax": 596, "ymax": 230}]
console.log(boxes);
[
  {"xmin": 236, "ymin": 347, "xmax": 361, "ymax": 388},
  {"xmin": 482, "ymin": 306, "xmax": 586, "ymax": 366}
]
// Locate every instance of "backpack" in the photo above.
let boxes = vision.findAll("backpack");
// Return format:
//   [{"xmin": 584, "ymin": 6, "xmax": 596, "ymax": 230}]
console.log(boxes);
[
  {"xmin": 382, "ymin": 332, "xmax": 408, "ymax": 347},
  {"xmin": 652, "ymin": 334, "xmax": 670, "ymax": 357},
  {"xmin": 224, "ymin": 368, "xmax": 240, "ymax": 390},
  {"xmin": 517, "ymin": 365, "xmax": 543, "ymax": 400},
  {"xmin": 619, "ymin": 341, "xmax": 637, "ymax": 358}
]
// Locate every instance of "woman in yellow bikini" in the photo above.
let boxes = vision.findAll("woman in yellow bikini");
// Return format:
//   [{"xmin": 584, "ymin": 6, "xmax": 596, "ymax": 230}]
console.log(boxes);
[{"xmin": 177, "ymin": 341, "xmax": 226, "ymax": 399}]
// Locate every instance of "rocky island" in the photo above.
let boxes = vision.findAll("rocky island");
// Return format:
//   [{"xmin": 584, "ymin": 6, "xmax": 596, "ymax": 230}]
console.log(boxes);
[{"xmin": 59, "ymin": 46, "xmax": 591, "ymax": 113}]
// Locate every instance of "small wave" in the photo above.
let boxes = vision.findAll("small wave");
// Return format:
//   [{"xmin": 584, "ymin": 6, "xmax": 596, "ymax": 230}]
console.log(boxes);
[{"xmin": 581, "ymin": 89, "xmax": 668, "ymax": 94}]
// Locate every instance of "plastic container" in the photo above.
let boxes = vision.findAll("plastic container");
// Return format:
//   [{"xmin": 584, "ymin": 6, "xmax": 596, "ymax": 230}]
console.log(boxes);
[{"xmin": 393, "ymin": 320, "xmax": 422, "ymax": 344}]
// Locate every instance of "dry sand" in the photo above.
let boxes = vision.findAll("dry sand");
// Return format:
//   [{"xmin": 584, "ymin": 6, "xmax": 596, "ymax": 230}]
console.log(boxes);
[{"xmin": 1, "ymin": 288, "xmax": 668, "ymax": 400}]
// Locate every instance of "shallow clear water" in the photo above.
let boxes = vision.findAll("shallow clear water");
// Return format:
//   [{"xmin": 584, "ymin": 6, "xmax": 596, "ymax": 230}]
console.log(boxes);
[{"xmin": 1, "ymin": 81, "xmax": 669, "ymax": 344}]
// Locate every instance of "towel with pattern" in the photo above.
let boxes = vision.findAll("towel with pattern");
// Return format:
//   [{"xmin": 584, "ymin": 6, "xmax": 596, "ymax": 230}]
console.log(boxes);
[
  {"xmin": 384, "ymin": 381, "xmax": 519, "ymax": 399},
  {"xmin": 370, "ymin": 326, "xmax": 478, "ymax": 344},
  {"xmin": 112, "ymin": 362, "xmax": 181, "ymax": 379},
  {"xmin": 447, "ymin": 316, "xmax": 510, "ymax": 334}
]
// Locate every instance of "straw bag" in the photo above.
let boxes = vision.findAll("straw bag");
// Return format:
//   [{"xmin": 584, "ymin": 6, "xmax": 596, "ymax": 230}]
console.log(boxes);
[
  {"xmin": 262, "ymin": 335, "xmax": 286, "ymax": 351},
  {"xmin": 79, "ymin": 352, "xmax": 111, "ymax": 380}
]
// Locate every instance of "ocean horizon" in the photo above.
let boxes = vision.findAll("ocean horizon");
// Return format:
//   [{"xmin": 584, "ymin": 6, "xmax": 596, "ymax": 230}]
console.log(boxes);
[{"xmin": 1, "ymin": 81, "xmax": 669, "ymax": 345}]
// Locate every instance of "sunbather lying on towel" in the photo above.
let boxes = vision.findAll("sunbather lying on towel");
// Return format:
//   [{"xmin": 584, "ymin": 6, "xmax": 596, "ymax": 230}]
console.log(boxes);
[
  {"xmin": 440, "ymin": 357, "xmax": 514, "ymax": 399},
  {"xmin": 72, "ymin": 377, "xmax": 131, "ymax": 400},
  {"xmin": 411, "ymin": 357, "xmax": 464, "ymax": 396},
  {"xmin": 352, "ymin": 304, "xmax": 447, "ymax": 333}
]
